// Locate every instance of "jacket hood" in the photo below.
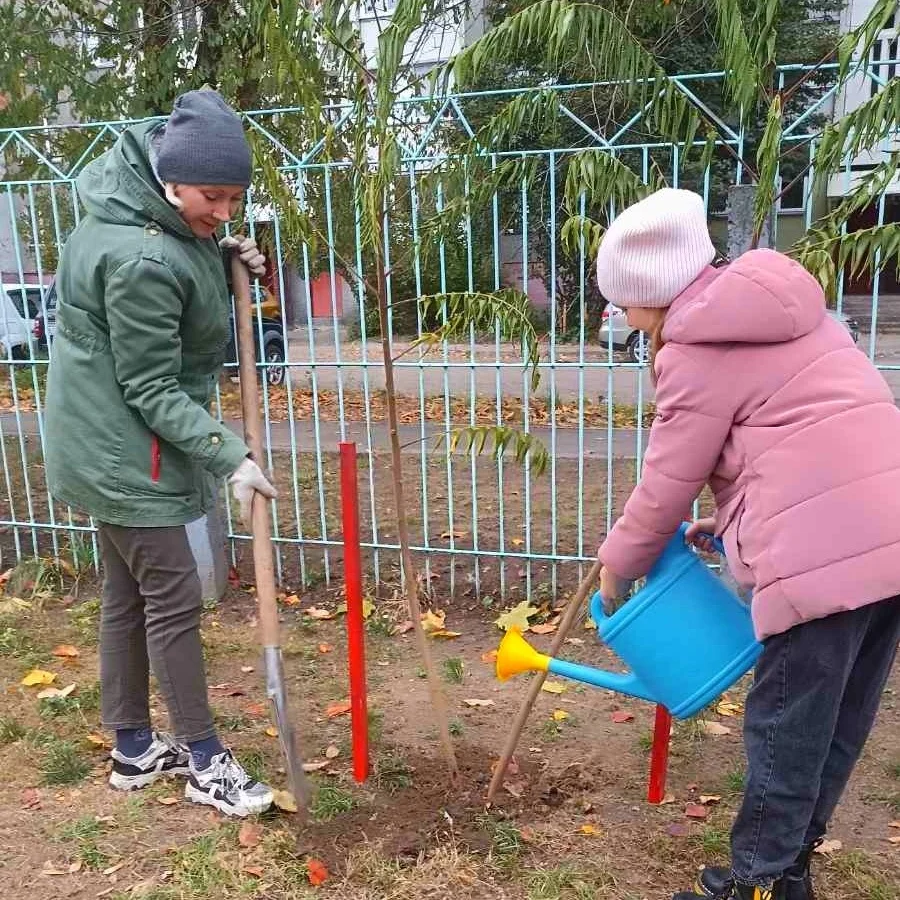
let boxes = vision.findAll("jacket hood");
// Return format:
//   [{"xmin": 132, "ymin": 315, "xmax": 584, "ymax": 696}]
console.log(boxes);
[
  {"xmin": 662, "ymin": 249, "xmax": 826, "ymax": 345},
  {"xmin": 75, "ymin": 120, "xmax": 194, "ymax": 239}
]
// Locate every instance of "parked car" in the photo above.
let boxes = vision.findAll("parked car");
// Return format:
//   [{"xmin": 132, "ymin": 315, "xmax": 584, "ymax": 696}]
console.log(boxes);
[
  {"xmin": 1, "ymin": 282, "xmax": 48, "ymax": 358},
  {"xmin": 38, "ymin": 283, "xmax": 286, "ymax": 386},
  {"xmin": 224, "ymin": 316, "xmax": 286, "ymax": 386},
  {"xmin": 600, "ymin": 303, "xmax": 861, "ymax": 363},
  {"xmin": 33, "ymin": 279, "xmax": 58, "ymax": 351}
]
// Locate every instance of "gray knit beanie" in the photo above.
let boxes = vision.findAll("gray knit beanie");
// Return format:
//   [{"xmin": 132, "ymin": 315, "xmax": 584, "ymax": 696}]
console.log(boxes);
[{"xmin": 156, "ymin": 89, "xmax": 252, "ymax": 187}]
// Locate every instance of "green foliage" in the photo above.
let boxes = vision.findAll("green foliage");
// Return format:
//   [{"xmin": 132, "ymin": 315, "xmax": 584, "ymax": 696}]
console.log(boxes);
[
  {"xmin": 451, "ymin": 0, "xmax": 703, "ymax": 149},
  {"xmin": 446, "ymin": 426, "xmax": 551, "ymax": 477},
  {"xmin": 416, "ymin": 290, "xmax": 541, "ymax": 388},
  {"xmin": 310, "ymin": 783, "xmax": 358, "ymax": 821},
  {"xmin": 41, "ymin": 738, "xmax": 91, "ymax": 785},
  {"xmin": 374, "ymin": 751, "xmax": 414, "ymax": 793},
  {"xmin": 709, "ymin": 0, "xmax": 766, "ymax": 114},
  {"xmin": 441, "ymin": 657, "xmax": 465, "ymax": 684},
  {"xmin": 0, "ymin": 0, "xmax": 333, "ymax": 126},
  {"xmin": 753, "ymin": 94, "xmax": 783, "ymax": 236},
  {"xmin": 836, "ymin": 0, "xmax": 898, "ymax": 82},
  {"xmin": 815, "ymin": 78, "xmax": 900, "ymax": 186},
  {"xmin": 0, "ymin": 716, "xmax": 27, "ymax": 745}
]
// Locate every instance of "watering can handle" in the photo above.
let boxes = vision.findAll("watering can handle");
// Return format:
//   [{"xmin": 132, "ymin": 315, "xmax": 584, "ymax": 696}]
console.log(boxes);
[
  {"xmin": 592, "ymin": 531, "xmax": 725, "ymax": 621},
  {"xmin": 698, "ymin": 532, "xmax": 727, "ymax": 556}
]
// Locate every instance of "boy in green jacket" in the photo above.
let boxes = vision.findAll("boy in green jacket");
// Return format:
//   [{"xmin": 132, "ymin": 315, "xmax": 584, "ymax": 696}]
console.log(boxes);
[{"xmin": 45, "ymin": 89, "xmax": 277, "ymax": 817}]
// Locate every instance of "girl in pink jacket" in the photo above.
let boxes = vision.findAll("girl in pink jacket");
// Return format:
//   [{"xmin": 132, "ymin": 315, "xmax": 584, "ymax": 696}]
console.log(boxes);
[{"xmin": 595, "ymin": 189, "xmax": 900, "ymax": 900}]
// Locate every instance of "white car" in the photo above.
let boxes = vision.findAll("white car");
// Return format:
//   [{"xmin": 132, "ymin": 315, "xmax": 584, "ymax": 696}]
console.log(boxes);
[
  {"xmin": 0, "ymin": 282, "xmax": 47, "ymax": 359},
  {"xmin": 600, "ymin": 304, "xmax": 861, "ymax": 364}
]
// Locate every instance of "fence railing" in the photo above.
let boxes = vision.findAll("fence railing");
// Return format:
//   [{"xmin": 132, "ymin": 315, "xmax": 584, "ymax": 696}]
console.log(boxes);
[{"xmin": 1, "ymin": 65, "xmax": 898, "ymax": 598}]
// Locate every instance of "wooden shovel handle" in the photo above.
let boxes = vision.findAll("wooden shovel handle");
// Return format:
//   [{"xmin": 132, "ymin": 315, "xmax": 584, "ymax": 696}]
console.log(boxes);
[{"xmin": 231, "ymin": 256, "xmax": 280, "ymax": 648}]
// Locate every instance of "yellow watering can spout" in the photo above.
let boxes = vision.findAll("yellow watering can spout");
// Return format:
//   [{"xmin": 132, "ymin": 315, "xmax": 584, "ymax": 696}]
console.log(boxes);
[
  {"xmin": 495, "ymin": 626, "xmax": 658, "ymax": 704},
  {"xmin": 496, "ymin": 628, "xmax": 551, "ymax": 681}
]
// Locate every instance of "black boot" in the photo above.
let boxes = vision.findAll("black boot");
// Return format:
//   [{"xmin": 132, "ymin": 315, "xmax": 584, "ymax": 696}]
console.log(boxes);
[
  {"xmin": 694, "ymin": 841, "xmax": 819, "ymax": 900},
  {"xmin": 673, "ymin": 879, "xmax": 787, "ymax": 900}
]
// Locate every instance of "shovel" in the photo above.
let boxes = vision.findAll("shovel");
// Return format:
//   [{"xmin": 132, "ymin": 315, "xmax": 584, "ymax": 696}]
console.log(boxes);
[{"xmin": 231, "ymin": 255, "xmax": 310, "ymax": 815}]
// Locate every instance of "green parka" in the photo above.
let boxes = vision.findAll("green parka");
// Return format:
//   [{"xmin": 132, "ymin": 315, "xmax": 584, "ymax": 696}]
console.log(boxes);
[{"xmin": 44, "ymin": 121, "xmax": 248, "ymax": 526}]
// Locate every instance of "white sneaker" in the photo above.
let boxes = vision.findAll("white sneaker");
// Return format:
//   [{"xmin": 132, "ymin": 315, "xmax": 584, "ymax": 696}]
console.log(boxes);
[
  {"xmin": 109, "ymin": 731, "xmax": 191, "ymax": 791},
  {"xmin": 185, "ymin": 750, "xmax": 273, "ymax": 817}
]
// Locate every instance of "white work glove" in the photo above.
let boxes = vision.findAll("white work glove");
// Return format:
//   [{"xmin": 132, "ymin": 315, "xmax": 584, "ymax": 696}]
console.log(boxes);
[
  {"xmin": 220, "ymin": 234, "xmax": 267, "ymax": 277},
  {"xmin": 229, "ymin": 457, "xmax": 277, "ymax": 527}
]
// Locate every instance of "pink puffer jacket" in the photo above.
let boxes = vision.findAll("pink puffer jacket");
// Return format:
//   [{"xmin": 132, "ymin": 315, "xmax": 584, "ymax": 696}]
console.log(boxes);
[{"xmin": 599, "ymin": 249, "xmax": 900, "ymax": 639}]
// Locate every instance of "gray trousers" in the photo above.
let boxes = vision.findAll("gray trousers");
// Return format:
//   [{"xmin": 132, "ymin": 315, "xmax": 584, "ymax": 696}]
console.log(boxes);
[{"xmin": 98, "ymin": 524, "xmax": 215, "ymax": 743}]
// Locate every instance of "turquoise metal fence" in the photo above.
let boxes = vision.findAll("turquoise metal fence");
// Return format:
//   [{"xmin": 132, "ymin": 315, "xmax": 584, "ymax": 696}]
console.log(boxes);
[{"xmin": 0, "ymin": 65, "xmax": 897, "ymax": 598}]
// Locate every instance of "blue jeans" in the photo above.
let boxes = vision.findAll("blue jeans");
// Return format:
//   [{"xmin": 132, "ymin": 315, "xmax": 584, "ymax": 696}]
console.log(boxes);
[{"xmin": 730, "ymin": 595, "xmax": 900, "ymax": 886}]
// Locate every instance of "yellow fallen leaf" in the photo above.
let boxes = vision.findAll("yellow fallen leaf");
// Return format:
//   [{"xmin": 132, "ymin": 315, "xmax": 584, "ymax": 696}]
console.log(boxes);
[
  {"xmin": 281, "ymin": 594, "xmax": 302, "ymax": 607},
  {"xmin": 362, "ymin": 597, "xmax": 375, "ymax": 619},
  {"xmin": 494, "ymin": 601, "xmax": 539, "ymax": 633},
  {"xmin": 86, "ymin": 732, "xmax": 112, "ymax": 749},
  {"xmin": 716, "ymin": 700, "xmax": 743, "ymax": 717},
  {"xmin": 51, "ymin": 645, "xmax": 80, "ymax": 659},
  {"xmin": 583, "ymin": 617, "xmax": 596, "ymax": 630},
  {"xmin": 463, "ymin": 698, "xmax": 495, "ymax": 707},
  {"xmin": 552, "ymin": 709, "xmax": 570, "ymax": 721},
  {"xmin": 579, "ymin": 824, "xmax": 601, "ymax": 835},
  {"xmin": 0, "ymin": 597, "xmax": 30, "ymax": 615},
  {"xmin": 420, "ymin": 609, "xmax": 447, "ymax": 633},
  {"xmin": 440, "ymin": 529, "xmax": 467, "ymax": 540},
  {"xmin": 428, "ymin": 629, "xmax": 462, "ymax": 639},
  {"xmin": 541, "ymin": 681, "xmax": 567, "ymax": 694},
  {"xmin": 273, "ymin": 789, "xmax": 297, "ymax": 813},
  {"xmin": 157, "ymin": 797, "xmax": 179, "ymax": 806},
  {"xmin": 700, "ymin": 795, "xmax": 722, "ymax": 805},
  {"xmin": 510, "ymin": 537, "xmax": 525, "ymax": 548},
  {"xmin": 481, "ymin": 650, "xmax": 498, "ymax": 663},
  {"xmin": 22, "ymin": 669, "xmax": 56, "ymax": 687},
  {"xmin": 265, "ymin": 726, "xmax": 279, "ymax": 738}
]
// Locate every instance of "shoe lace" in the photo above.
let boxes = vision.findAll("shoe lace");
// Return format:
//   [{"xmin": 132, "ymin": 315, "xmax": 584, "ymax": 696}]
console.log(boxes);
[
  {"xmin": 156, "ymin": 732, "xmax": 184, "ymax": 756},
  {"xmin": 217, "ymin": 751, "xmax": 251, "ymax": 793}
]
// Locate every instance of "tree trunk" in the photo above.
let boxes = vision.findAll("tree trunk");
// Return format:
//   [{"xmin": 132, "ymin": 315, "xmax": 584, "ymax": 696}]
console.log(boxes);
[
  {"xmin": 373, "ymin": 196, "xmax": 459, "ymax": 781},
  {"xmin": 137, "ymin": 0, "xmax": 175, "ymax": 114},
  {"xmin": 193, "ymin": 0, "xmax": 230, "ymax": 90}
]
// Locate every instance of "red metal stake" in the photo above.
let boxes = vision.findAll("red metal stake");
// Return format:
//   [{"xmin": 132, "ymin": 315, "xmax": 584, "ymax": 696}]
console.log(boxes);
[
  {"xmin": 339, "ymin": 441, "xmax": 369, "ymax": 782},
  {"xmin": 647, "ymin": 704, "xmax": 672, "ymax": 803}
]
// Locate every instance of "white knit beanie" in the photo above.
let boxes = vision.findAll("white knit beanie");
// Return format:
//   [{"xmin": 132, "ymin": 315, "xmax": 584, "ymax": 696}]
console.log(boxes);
[{"xmin": 595, "ymin": 188, "xmax": 716, "ymax": 308}]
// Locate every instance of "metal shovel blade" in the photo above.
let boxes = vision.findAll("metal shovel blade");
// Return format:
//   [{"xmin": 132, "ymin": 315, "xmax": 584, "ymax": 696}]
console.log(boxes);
[{"xmin": 264, "ymin": 645, "xmax": 310, "ymax": 811}]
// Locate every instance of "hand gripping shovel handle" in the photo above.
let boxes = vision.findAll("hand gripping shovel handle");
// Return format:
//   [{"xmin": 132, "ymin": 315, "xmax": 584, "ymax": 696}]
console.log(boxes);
[{"xmin": 231, "ymin": 256, "xmax": 310, "ymax": 812}]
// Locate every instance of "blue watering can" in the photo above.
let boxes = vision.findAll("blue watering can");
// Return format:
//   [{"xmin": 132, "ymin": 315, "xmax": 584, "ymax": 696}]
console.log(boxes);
[{"xmin": 496, "ymin": 524, "xmax": 762, "ymax": 719}]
